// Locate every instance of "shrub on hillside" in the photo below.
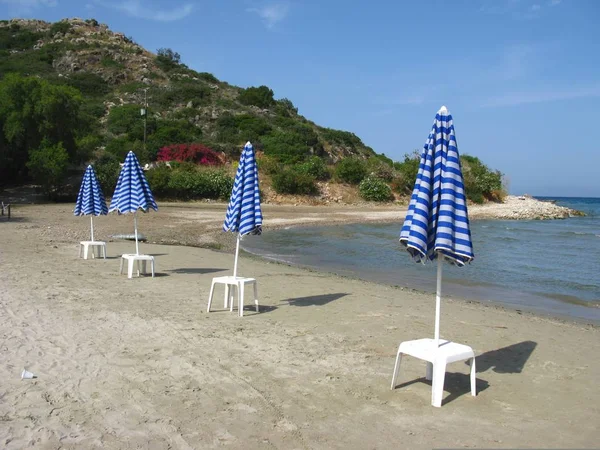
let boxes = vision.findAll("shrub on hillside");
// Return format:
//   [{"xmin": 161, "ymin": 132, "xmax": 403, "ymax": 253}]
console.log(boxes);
[
  {"xmin": 359, "ymin": 176, "xmax": 393, "ymax": 202},
  {"xmin": 107, "ymin": 104, "xmax": 144, "ymax": 136},
  {"xmin": 392, "ymin": 151, "xmax": 421, "ymax": 194},
  {"xmin": 155, "ymin": 48, "xmax": 181, "ymax": 72},
  {"xmin": 461, "ymin": 154, "xmax": 504, "ymax": 203},
  {"xmin": 334, "ymin": 157, "xmax": 367, "ymax": 184},
  {"xmin": 166, "ymin": 168, "xmax": 233, "ymax": 200},
  {"xmin": 157, "ymin": 143, "xmax": 222, "ymax": 165},
  {"xmin": 294, "ymin": 156, "xmax": 329, "ymax": 180},
  {"xmin": 366, "ymin": 157, "xmax": 395, "ymax": 182},
  {"xmin": 257, "ymin": 155, "xmax": 281, "ymax": 175},
  {"xmin": 238, "ymin": 85, "xmax": 275, "ymax": 108},
  {"xmin": 272, "ymin": 169, "xmax": 318, "ymax": 195}
]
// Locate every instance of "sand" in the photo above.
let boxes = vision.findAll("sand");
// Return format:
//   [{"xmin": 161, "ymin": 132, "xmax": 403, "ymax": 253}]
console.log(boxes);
[{"xmin": 0, "ymin": 203, "xmax": 598, "ymax": 449}]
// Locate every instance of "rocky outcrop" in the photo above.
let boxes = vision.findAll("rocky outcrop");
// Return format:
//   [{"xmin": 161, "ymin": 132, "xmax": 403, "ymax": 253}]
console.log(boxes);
[{"xmin": 469, "ymin": 196, "xmax": 583, "ymax": 220}]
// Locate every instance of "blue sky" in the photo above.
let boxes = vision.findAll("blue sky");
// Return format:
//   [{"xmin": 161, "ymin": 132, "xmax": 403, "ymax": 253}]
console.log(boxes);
[{"xmin": 2, "ymin": 0, "xmax": 599, "ymax": 196}]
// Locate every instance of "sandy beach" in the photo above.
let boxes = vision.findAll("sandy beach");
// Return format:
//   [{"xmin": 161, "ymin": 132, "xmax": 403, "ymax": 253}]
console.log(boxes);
[{"xmin": 1, "ymin": 203, "xmax": 599, "ymax": 449}]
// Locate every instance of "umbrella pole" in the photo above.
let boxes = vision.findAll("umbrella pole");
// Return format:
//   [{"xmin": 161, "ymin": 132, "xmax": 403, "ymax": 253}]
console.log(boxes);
[
  {"xmin": 134, "ymin": 213, "xmax": 140, "ymax": 255},
  {"xmin": 434, "ymin": 257, "xmax": 442, "ymax": 347},
  {"xmin": 233, "ymin": 234, "xmax": 241, "ymax": 278},
  {"xmin": 90, "ymin": 215, "xmax": 94, "ymax": 242}
]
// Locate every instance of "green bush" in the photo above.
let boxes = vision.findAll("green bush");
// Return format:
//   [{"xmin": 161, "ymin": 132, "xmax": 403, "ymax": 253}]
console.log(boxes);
[
  {"xmin": 366, "ymin": 157, "xmax": 395, "ymax": 182},
  {"xmin": 321, "ymin": 128, "xmax": 363, "ymax": 148},
  {"xmin": 63, "ymin": 72, "xmax": 110, "ymax": 97},
  {"xmin": 0, "ymin": 25, "xmax": 44, "ymax": 51},
  {"xmin": 272, "ymin": 168, "xmax": 318, "ymax": 195},
  {"xmin": 461, "ymin": 154, "xmax": 503, "ymax": 202},
  {"xmin": 334, "ymin": 157, "xmax": 367, "ymax": 184},
  {"xmin": 49, "ymin": 21, "xmax": 73, "ymax": 36},
  {"xmin": 75, "ymin": 134, "xmax": 103, "ymax": 163},
  {"xmin": 156, "ymin": 48, "xmax": 181, "ymax": 72},
  {"xmin": 256, "ymin": 155, "xmax": 281, "ymax": 175},
  {"xmin": 216, "ymin": 114, "xmax": 272, "ymax": 144},
  {"xmin": 294, "ymin": 156, "xmax": 329, "ymax": 180},
  {"xmin": 107, "ymin": 104, "xmax": 144, "ymax": 136},
  {"xmin": 262, "ymin": 127, "xmax": 321, "ymax": 164},
  {"xmin": 94, "ymin": 152, "xmax": 121, "ymax": 194},
  {"xmin": 156, "ymin": 80, "xmax": 211, "ymax": 107},
  {"xmin": 27, "ymin": 140, "xmax": 69, "ymax": 198},
  {"xmin": 359, "ymin": 176, "xmax": 393, "ymax": 202},
  {"xmin": 238, "ymin": 85, "xmax": 275, "ymax": 108},
  {"xmin": 197, "ymin": 72, "xmax": 219, "ymax": 83},
  {"xmin": 145, "ymin": 165, "xmax": 171, "ymax": 196},
  {"xmin": 165, "ymin": 168, "xmax": 233, "ymax": 200},
  {"xmin": 392, "ymin": 151, "xmax": 421, "ymax": 194}
]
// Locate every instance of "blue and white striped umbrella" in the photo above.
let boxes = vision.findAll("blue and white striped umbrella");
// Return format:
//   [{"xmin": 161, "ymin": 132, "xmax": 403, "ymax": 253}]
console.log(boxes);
[
  {"xmin": 109, "ymin": 151, "xmax": 158, "ymax": 255},
  {"xmin": 400, "ymin": 106, "xmax": 474, "ymax": 266},
  {"xmin": 223, "ymin": 141, "xmax": 263, "ymax": 277},
  {"xmin": 399, "ymin": 106, "xmax": 474, "ymax": 345},
  {"xmin": 74, "ymin": 164, "xmax": 108, "ymax": 242}
]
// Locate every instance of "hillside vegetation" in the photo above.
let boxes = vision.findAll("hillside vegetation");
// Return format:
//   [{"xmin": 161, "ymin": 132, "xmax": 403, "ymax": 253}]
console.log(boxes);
[{"xmin": 0, "ymin": 18, "xmax": 504, "ymax": 204}]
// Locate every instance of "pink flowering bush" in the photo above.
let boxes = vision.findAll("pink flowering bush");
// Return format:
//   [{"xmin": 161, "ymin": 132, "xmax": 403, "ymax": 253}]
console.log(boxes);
[{"xmin": 157, "ymin": 143, "xmax": 222, "ymax": 166}]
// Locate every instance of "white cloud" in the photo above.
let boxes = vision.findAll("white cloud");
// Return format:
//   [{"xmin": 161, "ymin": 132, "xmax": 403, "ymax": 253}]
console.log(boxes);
[
  {"xmin": 95, "ymin": 0, "xmax": 194, "ymax": 22},
  {"xmin": 247, "ymin": 2, "xmax": 290, "ymax": 29},
  {"xmin": 0, "ymin": 0, "xmax": 57, "ymax": 15},
  {"xmin": 482, "ymin": 85, "xmax": 600, "ymax": 107}
]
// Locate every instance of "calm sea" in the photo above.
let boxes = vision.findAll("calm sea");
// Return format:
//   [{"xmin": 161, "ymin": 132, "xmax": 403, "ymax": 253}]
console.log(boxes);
[{"xmin": 243, "ymin": 197, "xmax": 600, "ymax": 324}]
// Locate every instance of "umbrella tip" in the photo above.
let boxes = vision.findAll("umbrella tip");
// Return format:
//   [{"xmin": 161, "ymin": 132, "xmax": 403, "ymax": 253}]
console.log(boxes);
[
  {"xmin": 438, "ymin": 105, "xmax": 449, "ymax": 115},
  {"xmin": 245, "ymin": 141, "xmax": 252, "ymax": 147}
]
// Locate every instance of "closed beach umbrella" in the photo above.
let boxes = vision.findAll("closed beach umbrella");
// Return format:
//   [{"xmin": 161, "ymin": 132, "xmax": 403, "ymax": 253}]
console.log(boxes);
[
  {"xmin": 223, "ymin": 141, "xmax": 263, "ymax": 277},
  {"xmin": 74, "ymin": 164, "xmax": 108, "ymax": 242},
  {"xmin": 109, "ymin": 151, "xmax": 158, "ymax": 255},
  {"xmin": 399, "ymin": 106, "xmax": 474, "ymax": 346}
]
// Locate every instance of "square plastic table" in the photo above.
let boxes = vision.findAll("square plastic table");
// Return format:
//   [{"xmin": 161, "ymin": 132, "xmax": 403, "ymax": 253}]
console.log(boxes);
[
  {"xmin": 119, "ymin": 254, "xmax": 155, "ymax": 279},
  {"xmin": 207, "ymin": 276, "xmax": 259, "ymax": 317},
  {"xmin": 79, "ymin": 241, "xmax": 107, "ymax": 260},
  {"xmin": 390, "ymin": 338, "xmax": 476, "ymax": 407}
]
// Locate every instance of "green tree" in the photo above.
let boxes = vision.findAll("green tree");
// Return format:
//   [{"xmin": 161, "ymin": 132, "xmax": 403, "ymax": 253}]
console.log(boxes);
[
  {"xmin": 0, "ymin": 74, "xmax": 83, "ymax": 185},
  {"xmin": 26, "ymin": 140, "xmax": 69, "ymax": 198}
]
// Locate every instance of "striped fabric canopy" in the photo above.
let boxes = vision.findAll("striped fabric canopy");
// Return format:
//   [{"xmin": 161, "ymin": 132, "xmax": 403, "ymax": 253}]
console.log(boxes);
[
  {"xmin": 399, "ymin": 106, "xmax": 474, "ymax": 267},
  {"xmin": 223, "ymin": 142, "xmax": 263, "ymax": 236},
  {"xmin": 74, "ymin": 165, "xmax": 108, "ymax": 216},
  {"xmin": 109, "ymin": 151, "xmax": 158, "ymax": 214}
]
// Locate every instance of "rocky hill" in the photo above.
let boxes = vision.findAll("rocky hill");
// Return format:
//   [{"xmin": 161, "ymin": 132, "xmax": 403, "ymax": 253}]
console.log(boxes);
[{"xmin": 0, "ymin": 17, "xmax": 377, "ymax": 163}]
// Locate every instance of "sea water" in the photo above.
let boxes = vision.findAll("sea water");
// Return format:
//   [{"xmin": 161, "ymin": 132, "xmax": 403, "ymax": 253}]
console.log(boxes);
[{"xmin": 242, "ymin": 197, "xmax": 600, "ymax": 324}]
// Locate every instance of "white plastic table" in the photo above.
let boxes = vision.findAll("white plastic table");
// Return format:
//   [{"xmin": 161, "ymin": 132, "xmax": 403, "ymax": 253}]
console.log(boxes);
[
  {"xmin": 119, "ymin": 254, "xmax": 155, "ymax": 279},
  {"xmin": 79, "ymin": 241, "xmax": 107, "ymax": 260},
  {"xmin": 207, "ymin": 276, "xmax": 259, "ymax": 317},
  {"xmin": 390, "ymin": 338, "xmax": 476, "ymax": 407}
]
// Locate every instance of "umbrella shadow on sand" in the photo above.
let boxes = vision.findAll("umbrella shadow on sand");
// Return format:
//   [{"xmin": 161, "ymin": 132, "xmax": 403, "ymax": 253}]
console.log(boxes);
[
  {"xmin": 469, "ymin": 340, "xmax": 538, "ymax": 374},
  {"xmin": 283, "ymin": 292, "xmax": 349, "ymax": 307}
]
